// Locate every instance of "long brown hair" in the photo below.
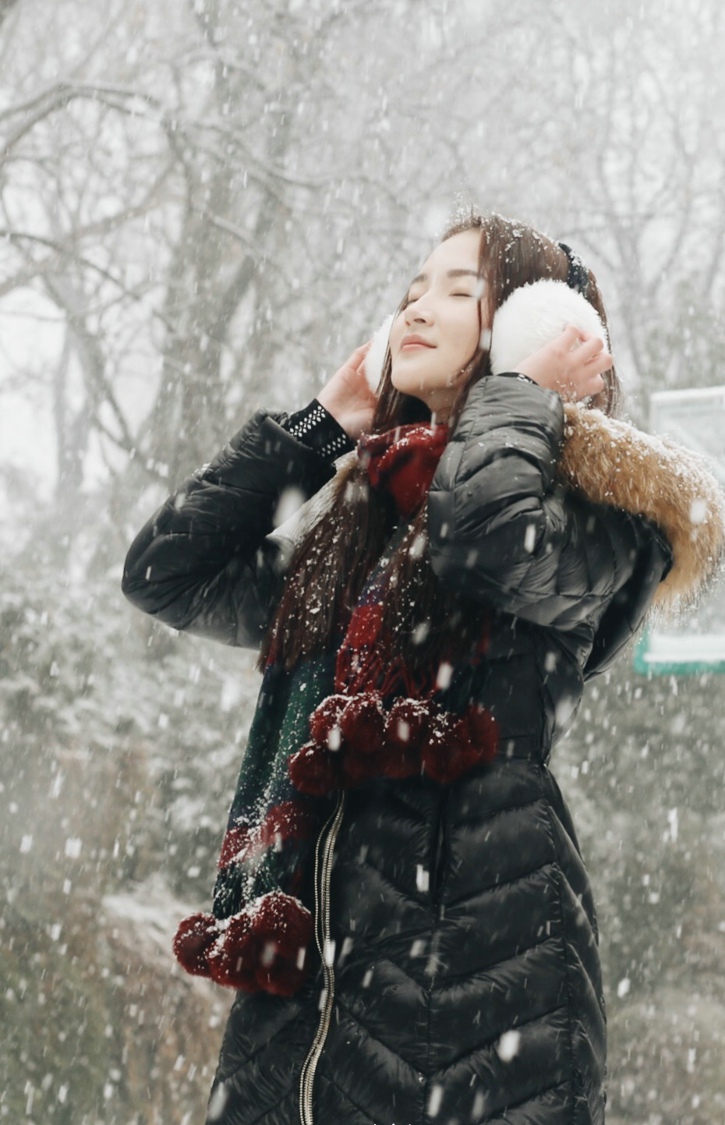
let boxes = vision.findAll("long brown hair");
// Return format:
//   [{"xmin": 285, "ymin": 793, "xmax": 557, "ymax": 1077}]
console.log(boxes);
[{"xmin": 263, "ymin": 210, "xmax": 620, "ymax": 671}]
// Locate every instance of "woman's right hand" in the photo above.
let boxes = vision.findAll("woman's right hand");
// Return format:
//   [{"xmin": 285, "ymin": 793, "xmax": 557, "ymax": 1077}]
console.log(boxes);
[
  {"xmin": 317, "ymin": 342, "xmax": 377, "ymax": 439},
  {"xmin": 515, "ymin": 326, "xmax": 612, "ymax": 403}
]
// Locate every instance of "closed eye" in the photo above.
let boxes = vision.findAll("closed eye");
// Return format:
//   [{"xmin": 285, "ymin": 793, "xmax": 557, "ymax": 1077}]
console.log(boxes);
[{"xmin": 401, "ymin": 289, "xmax": 476, "ymax": 307}]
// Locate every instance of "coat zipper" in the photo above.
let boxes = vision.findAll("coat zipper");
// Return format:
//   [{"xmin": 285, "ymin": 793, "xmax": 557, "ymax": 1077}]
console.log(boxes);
[{"xmin": 299, "ymin": 789, "xmax": 346, "ymax": 1125}]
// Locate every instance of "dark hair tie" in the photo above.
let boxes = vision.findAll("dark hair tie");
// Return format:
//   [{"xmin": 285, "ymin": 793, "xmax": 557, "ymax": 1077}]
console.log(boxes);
[{"xmin": 558, "ymin": 242, "xmax": 589, "ymax": 298}]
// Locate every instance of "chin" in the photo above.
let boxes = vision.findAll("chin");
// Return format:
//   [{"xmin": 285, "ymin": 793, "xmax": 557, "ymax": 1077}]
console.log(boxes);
[{"xmin": 391, "ymin": 365, "xmax": 435, "ymax": 398}]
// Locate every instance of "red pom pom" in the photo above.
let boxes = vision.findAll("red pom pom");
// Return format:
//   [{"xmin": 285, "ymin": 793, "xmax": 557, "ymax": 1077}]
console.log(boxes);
[
  {"xmin": 339, "ymin": 746, "xmax": 389, "ymax": 787},
  {"xmin": 309, "ymin": 694, "xmax": 348, "ymax": 750},
  {"xmin": 339, "ymin": 692, "xmax": 385, "ymax": 756},
  {"xmin": 250, "ymin": 891, "xmax": 314, "ymax": 996},
  {"xmin": 288, "ymin": 741, "xmax": 340, "ymax": 796},
  {"xmin": 386, "ymin": 697, "xmax": 431, "ymax": 747},
  {"xmin": 173, "ymin": 912, "xmax": 220, "ymax": 977},
  {"xmin": 421, "ymin": 712, "xmax": 480, "ymax": 784},
  {"xmin": 208, "ymin": 912, "xmax": 259, "ymax": 990},
  {"xmin": 381, "ymin": 743, "xmax": 422, "ymax": 780},
  {"xmin": 464, "ymin": 704, "xmax": 499, "ymax": 764},
  {"xmin": 381, "ymin": 698, "xmax": 429, "ymax": 777},
  {"xmin": 175, "ymin": 895, "xmax": 315, "ymax": 997}
]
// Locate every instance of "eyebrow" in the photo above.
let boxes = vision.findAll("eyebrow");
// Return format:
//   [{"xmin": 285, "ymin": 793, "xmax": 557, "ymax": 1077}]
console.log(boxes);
[{"xmin": 409, "ymin": 268, "xmax": 480, "ymax": 284}]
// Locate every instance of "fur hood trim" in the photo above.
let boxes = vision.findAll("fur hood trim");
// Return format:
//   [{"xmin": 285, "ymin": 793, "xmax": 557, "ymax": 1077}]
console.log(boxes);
[{"xmin": 558, "ymin": 403, "xmax": 725, "ymax": 614}]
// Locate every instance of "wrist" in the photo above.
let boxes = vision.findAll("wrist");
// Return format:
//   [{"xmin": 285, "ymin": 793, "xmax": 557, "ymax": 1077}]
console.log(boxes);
[
  {"xmin": 283, "ymin": 400, "xmax": 354, "ymax": 460},
  {"xmin": 316, "ymin": 388, "xmax": 353, "ymax": 435},
  {"xmin": 495, "ymin": 370, "xmax": 540, "ymax": 387}
]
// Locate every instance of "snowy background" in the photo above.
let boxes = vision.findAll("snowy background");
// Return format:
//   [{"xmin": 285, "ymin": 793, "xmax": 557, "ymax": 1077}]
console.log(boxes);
[{"xmin": 1, "ymin": 0, "xmax": 725, "ymax": 1122}]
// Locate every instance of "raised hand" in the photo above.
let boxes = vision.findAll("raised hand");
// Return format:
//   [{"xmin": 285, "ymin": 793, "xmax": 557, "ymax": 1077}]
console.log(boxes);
[
  {"xmin": 317, "ymin": 342, "xmax": 377, "ymax": 439},
  {"xmin": 515, "ymin": 326, "xmax": 612, "ymax": 403}
]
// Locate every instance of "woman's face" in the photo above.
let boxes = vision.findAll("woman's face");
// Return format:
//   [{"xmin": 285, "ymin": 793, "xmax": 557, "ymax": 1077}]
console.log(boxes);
[{"xmin": 389, "ymin": 229, "xmax": 485, "ymax": 419}]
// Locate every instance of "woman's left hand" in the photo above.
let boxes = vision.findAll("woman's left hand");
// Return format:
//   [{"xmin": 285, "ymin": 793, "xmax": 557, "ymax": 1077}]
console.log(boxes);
[
  {"xmin": 317, "ymin": 342, "xmax": 377, "ymax": 439},
  {"xmin": 515, "ymin": 326, "xmax": 612, "ymax": 403}
]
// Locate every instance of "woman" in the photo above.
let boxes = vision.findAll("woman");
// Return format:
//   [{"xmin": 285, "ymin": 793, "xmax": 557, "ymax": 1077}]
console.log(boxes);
[{"xmin": 122, "ymin": 212, "xmax": 723, "ymax": 1125}]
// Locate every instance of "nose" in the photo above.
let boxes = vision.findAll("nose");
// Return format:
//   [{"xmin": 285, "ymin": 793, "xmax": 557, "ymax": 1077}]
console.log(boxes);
[{"xmin": 404, "ymin": 295, "xmax": 433, "ymax": 325}]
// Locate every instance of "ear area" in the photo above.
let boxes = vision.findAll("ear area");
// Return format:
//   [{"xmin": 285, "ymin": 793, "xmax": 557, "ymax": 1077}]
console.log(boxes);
[
  {"xmin": 489, "ymin": 279, "xmax": 611, "ymax": 377},
  {"xmin": 363, "ymin": 314, "xmax": 395, "ymax": 393}
]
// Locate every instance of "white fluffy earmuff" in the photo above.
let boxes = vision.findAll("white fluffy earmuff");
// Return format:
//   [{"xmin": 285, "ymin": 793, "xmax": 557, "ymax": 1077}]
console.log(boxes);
[{"xmin": 489, "ymin": 279, "xmax": 609, "ymax": 376}]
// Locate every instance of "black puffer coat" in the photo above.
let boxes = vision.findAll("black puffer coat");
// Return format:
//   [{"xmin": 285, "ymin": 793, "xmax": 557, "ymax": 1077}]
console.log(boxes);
[{"xmin": 123, "ymin": 375, "xmax": 674, "ymax": 1125}]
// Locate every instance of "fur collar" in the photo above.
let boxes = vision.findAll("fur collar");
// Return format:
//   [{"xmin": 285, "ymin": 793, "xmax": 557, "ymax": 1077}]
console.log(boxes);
[
  {"xmin": 486, "ymin": 278, "xmax": 724, "ymax": 613},
  {"xmin": 558, "ymin": 403, "xmax": 725, "ymax": 614}
]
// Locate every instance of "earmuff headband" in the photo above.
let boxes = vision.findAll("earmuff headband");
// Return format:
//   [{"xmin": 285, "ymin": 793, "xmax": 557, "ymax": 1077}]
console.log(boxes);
[{"xmin": 558, "ymin": 242, "xmax": 589, "ymax": 298}]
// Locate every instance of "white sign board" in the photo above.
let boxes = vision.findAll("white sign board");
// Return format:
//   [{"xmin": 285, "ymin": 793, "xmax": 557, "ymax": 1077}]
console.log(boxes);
[{"xmin": 635, "ymin": 386, "xmax": 725, "ymax": 674}]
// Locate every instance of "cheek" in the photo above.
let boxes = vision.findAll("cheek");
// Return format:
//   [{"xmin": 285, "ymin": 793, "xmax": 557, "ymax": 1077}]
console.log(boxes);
[
  {"xmin": 389, "ymin": 313, "xmax": 406, "ymax": 351},
  {"xmin": 452, "ymin": 308, "xmax": 481, "ymax": 359}
]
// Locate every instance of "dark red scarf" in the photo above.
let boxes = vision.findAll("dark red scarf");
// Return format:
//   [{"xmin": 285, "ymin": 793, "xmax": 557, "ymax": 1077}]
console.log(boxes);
[
  {"xmin": 288, "ymin": 420, "xmax": 497, "ymax": 793},
  {"xmin": 358, "ymin": 421, "xmax": 449, "ymax": 518},
  {"xmin": 173, "ymin": 420, "xmax": 496, "ymax": 999}
]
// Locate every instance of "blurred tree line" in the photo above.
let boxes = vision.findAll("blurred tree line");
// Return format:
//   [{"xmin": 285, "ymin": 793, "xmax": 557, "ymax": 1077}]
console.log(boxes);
[{"xmin": 1, "ymin": 0, "xmax": 724, "ymax": 1121}]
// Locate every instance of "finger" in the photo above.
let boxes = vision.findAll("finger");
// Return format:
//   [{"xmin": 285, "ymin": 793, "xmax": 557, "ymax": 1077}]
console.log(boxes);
[
  {"xmin": 560, "ymin": 324, "xmax": 588, "ymax": 347},
  {"xmin": 352, "ymin": 340, "xmax": 373, "ymax": 359},
  {"xmin": 573, "ymin": 335, "xmax": 605, "ymax": 361},
  {"xmin": 345, "ymin": 341, "xmax": 373, "ymax": 373},
  {"xmin": 583, "ymin": 373, "xmax": 606, "ymax": 398},
  {"xmin": 584, "ymin": 349, "xmax": 613, "ymax": 373},
  {"xmin": 577, "ymin": 347, "xmax": 613, "ymax": 379}
]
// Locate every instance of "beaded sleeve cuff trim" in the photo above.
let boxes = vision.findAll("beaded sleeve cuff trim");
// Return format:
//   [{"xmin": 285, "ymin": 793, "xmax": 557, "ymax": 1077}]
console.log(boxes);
[{"xmin": 284, "ymin": 400, "xmax": 354, "ymax": 461}]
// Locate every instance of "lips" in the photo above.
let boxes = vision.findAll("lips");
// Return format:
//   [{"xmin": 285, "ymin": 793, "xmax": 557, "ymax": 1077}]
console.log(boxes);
[{"xmin": 401, "ymin": 335, "xmax": 435, "ymax": 349}]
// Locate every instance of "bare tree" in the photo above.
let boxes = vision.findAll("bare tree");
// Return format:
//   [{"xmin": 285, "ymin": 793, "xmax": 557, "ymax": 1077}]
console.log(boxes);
[{"xmin": 1, "ymin": 0, "xmax": 545, "ymax": 517}]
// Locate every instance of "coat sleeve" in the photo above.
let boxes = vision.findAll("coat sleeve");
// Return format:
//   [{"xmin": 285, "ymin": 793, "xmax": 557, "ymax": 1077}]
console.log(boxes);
[
  {"xmin": 121, "ymin": 411, "xmax": 337, "ymax": 647},
  {"xmin": 427, "ymin": 374, "xmax": 672, "ymax": 632}
]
